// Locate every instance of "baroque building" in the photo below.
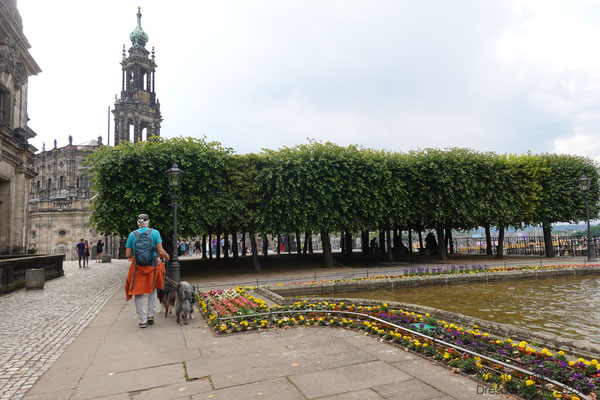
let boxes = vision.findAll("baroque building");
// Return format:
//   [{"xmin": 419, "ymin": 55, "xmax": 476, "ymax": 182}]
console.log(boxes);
[
  {"xmin": 113, "ymin": 7, "xmax": 162, "ymax": 145},
  {"xmin": 0, "ymin": 0, "xmax": 41, "ymax": 254},
  {"xmin": 27, "ymin": 137, "xmax": 104, "ymax": 259}
]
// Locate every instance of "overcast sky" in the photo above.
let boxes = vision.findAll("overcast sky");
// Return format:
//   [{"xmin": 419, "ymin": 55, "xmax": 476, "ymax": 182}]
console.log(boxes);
[{"xmin": 16, "ymin": 0, "xmax": 600, "ymax": 160}]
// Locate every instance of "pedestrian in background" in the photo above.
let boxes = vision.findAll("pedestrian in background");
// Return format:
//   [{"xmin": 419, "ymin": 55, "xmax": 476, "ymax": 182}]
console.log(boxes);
[
  {"xmin": 84, "ymin": 240, "xmax": 91, "ymax": 267},
  {"xmin": 75, "ymin": 238, "xmax": 86, "ymax": 268},
  {"xmin": 96, "ymin": 240, "xmax": 104, "ymax": 263}
]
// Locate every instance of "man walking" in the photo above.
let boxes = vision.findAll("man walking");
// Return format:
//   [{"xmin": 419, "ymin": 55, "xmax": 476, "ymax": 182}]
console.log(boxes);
[
  {"xmin": 124, "ymin": 214, "xmax": 170, "ymax": 328},
  {"xmin": 75, "ymin": 239, "xmax": 86, "ymax": 268}
]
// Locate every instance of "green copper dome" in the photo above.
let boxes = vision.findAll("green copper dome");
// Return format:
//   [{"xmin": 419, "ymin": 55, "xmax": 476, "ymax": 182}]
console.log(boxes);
[{"xmin": 129, "ymin": 7, "xmax": 148, "ymax": 48}]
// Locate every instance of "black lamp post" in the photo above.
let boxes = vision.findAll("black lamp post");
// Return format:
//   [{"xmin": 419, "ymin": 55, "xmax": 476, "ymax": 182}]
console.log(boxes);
[
  {"xmin": 166, "ymin": 163, "xmax": 184, "ymax": 287},
  {"xmin": 579, "ymin": 174, "xmax": 597, "ymax": 262}
]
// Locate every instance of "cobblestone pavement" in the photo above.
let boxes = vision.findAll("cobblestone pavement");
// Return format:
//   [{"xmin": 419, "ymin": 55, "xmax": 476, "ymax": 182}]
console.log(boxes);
[{"xmin": 0, "ymin": 259, "xmax": 129, "ymax": 400}]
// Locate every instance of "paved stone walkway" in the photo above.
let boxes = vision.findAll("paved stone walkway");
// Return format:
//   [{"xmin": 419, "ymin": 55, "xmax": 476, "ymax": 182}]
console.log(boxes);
[
  {"xmin": 0, "ymin": 260, "xmax": 128, "ymax": 400},
  {"xmin": 4, "ymin": 254, "xmax": 577, "ymax": 399}
]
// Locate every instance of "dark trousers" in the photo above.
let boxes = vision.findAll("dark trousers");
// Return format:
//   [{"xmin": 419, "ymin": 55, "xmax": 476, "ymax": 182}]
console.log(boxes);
[{"xmin": 78, "ymin": 253, "xmax": 85, "ymax": 266}]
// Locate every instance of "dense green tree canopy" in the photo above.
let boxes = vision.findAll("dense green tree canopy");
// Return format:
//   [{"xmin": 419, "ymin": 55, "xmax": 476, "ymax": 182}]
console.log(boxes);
[{"xmin": 85, "ymin": 137, "xmax": 600, "ymax": 263}]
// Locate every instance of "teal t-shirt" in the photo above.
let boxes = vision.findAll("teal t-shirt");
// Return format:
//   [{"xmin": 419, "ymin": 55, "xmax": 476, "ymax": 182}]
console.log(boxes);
[{"xmin": 126, "ymin": 227, "xmax": 163, "ymax": 258}]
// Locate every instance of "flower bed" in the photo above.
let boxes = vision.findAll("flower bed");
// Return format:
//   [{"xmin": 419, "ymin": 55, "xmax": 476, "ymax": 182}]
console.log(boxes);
[
  {"xmin": 269, "ymin": 263, "xmax": 600, "ymax": 288},
  {"xmin": 199, "ymin": 289, "xmax": 599, "ymax": 400}
]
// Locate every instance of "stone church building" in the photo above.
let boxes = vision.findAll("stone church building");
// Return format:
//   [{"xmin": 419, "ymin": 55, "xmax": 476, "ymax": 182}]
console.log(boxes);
[
  {"xmin": 0, "ymin": 0, "xmax": 41, "ymax": 254},
  {"xmin": 27, "ymin": 7, "xmax": 161, "ymax": 259},
  {"xmin": 27, "ymin": 137, "xmax": 104, "ymax": 259}
]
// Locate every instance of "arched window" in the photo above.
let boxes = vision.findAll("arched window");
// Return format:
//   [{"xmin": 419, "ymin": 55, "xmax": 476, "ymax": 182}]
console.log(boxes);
[
  {"xmin": 59, "ymin": 176, "xmax": 65, "ymax": 190},
  {"xmin": 47, "ymin": 178, "xmax": 52, "ymax": 191},
  {"xmin": 36, "ymin": 180, "xmax": 40, "ymax": 193}
]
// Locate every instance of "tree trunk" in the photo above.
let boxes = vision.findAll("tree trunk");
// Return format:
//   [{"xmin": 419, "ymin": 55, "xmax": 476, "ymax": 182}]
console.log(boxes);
[
  {"xmin": 287, "ymin": 233, "xmax": 292, "ymax": 255},
  {"xmin": 340, "ymin": 232, "xmax": 345, "ymax": 255},
  {"xmin": 262, "ymin": 234, "xmax": 269, "ymax": 258},
  {"xmin": 393, "ymin": 227, "xmax": 400, "ymax": 250},
  {"xmin": 495, "ymin": 224, "xmax": 505, "ymax": 259},
  {"xmin": 208, "ymin": 233, "xmax": 213, "ymax": 259},
  {"xmin": 485, "ymin": 224, "xmax": 493, "ymax": 255},
  {"xmin": 379, "ymin": 230, "xmax": 386, "ymax": 253},
  {"xmin": 216, "ymin": 231, "xmax": 221, "ymax": 260},
  {"xmin": 241, "ymin": 231, "xmax": 247, "ymax": 256},
  {"xmin": 223, "ymin": 232, "xmax": 229, "ymax": 261},
  {"xmin": 345, "ymin": 231, "xmax": 353, "ymax": 257},
  {"xmin": 543, "ymin": 222, "xmax": 554, "ymax": 257},
  {"xmin": 303, "ymin": 231, "xmax": 310, "ymax": 256},
  {"xmin": 277, "ymin": 234, "xmax": 281, "ymax": 254},
  {"xmin": 386, "ymin": 228, "xmax": 393, "ymax": 262},
  {"xmin": 408, "ymin": 229, "xmax": 413, "ymax": 254},
  {"xmin": 320, "ymin": 229, "xmax": 334, "ymax": 267},
  {"xmin": 361, "ymin": 230, "xmax": 369, "ymax": 255},
  {"xmin": 248, "ymin": 228, "xmax": 262, "ymax": 273},
  {"xmin": 436, "ymin": 224, "xmax": 447, "ymax": 261},
  {"xmin": 232, "ymin": 229, "xmax": 238, "ymax": 259},
  {"xmin": 202, "ymin": 235, "xmax": 207, "ymax": 259},
  {"xmin": 418, "ymin": 230, "xmax": 424, "ymax": 254},
  {"xmin": 163, "ymin": 230, "xmax": 174, "ymax": 260},
  {"xmin": 296, "ymin": 231, "xmax": 302, "ymax": 258},
  {"xmin": 309, "ymin": 234, "xmax": 313, "ymax": 253}
]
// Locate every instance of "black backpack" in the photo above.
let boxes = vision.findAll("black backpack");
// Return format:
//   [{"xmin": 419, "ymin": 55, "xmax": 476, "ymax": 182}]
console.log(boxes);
[{"xmin": 134, "ymin": 228, "xmax": 156, "ymax": 266}]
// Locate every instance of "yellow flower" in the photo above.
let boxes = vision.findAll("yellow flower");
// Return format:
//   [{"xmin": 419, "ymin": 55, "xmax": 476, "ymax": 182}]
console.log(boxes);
[
  {"xmin": 571, "ymin": 397, "xmax": 580, "ymax": 400},
  {"xmin": 482, "ymin": 373, "xmax": 491, "ymax": 381},
  {"xmin": 501, "ymin": 374, "xmax": 512, "ymax": 382},
  {"xmin": 495, "ymin": 340, "xmax": 502, "ymax": 344},
  {"xmin": 592, "ymin": 359, "xmax": 598, "ymax": 365},
  {"xmin": 422, "ymin": 343, "xmax": 428, "ymax": 348},
  {"xmin": 558, "ymin": 350, "xmax": 565, "ymax": 355},
  {"xmin": 476, "ymin": 363, "xmax": 482, "ymax": 369},
  {"xmin": 553, "ymin": 390, "xmax": 563, "ymax": 398},
  {"xmin": 525, "ymin": 379, "xmax": 535, "ymax": 386},
  {"xmin": 443, "ymin": 352, "xmax": 450, "ymax": 359},
  {"xmin": 425, "ymin": 313, "xmax": 430, "ymax": 317},
  {"xmin": 569, "ymin": 361, "xmax": 575, "ymax": 366}
]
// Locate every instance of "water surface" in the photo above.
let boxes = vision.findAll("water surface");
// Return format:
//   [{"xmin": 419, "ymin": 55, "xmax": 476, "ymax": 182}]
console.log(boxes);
[{"xmin": 322, "ymin": 274, "xmax": 600, "ymax": 347}]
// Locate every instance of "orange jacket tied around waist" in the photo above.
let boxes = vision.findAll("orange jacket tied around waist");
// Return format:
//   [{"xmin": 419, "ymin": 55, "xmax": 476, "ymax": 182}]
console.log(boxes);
[{"xmin": 124, "ymin": 258, "xmax": 165, "ymax": 300}]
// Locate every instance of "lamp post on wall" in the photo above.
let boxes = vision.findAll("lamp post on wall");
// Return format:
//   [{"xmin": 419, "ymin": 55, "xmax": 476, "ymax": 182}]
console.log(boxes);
[
  {"xmin": 166, "ymin": 163, "xmax": 184, "ymax": 286},
  {"xmin": 579, "ymin": 174, "xmax": 597, "ymax": 262}
]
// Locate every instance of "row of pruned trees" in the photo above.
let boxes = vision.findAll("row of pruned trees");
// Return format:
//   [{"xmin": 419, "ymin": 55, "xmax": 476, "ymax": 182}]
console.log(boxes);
[{"xmin": 86, "ymin": 137, "xmax": 599, "ymax": 271}]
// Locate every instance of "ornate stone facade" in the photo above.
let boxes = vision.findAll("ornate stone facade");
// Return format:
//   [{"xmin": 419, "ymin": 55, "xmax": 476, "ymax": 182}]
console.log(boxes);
[
  {"xmin": 113, "ymin": 7, "xmax": 162, "ymax": 145},
  {"xmin": 27, "ymin": 138, "xmax": 107, "ymax": 260},
  {"xmin": 0, "ymin": 0, "xmax": 41, "ymax": 254}
]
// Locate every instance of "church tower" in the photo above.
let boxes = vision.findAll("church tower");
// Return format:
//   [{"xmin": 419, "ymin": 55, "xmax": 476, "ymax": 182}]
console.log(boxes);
[{"xmin": 113, "ymin": 7, "xmax": 162, "ymax": 145}]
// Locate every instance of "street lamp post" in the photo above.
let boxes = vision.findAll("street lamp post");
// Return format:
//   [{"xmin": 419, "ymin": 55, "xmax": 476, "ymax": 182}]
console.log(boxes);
[
  {"xmin": 579, "ymin": 174, "xmax": 597, "ymax": 262},
  {"xmin": 166, "ymin": 163, "xmax": 184, "ymax": 288}
]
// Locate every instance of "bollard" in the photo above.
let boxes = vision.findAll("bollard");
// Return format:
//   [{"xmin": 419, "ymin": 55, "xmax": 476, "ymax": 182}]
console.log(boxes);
[
  {"xmin": 25, "ymin": 268, "xmax": 45, "ymax": 290},
  {"xmin": 101, "ymin": 254, "xmax": 112, "ymax": 263}
]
